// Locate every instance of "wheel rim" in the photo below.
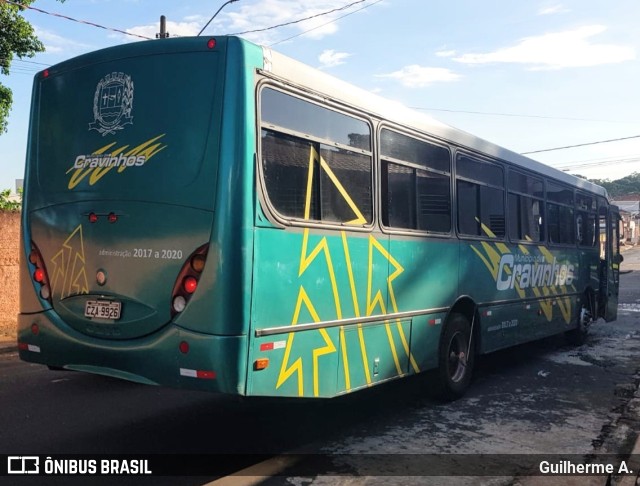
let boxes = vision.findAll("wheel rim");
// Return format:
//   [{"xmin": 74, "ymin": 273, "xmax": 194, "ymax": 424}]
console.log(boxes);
[
  {"xmin": 580, "ymin": 305, "xmax": 593, "ymax": 332},
  {"xmin": 447, "ymin": 331, "xmax": 468, "ymax": 383}
]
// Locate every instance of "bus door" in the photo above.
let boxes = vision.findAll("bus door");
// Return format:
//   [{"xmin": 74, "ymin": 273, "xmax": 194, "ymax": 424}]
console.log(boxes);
[{"xmin": 599, "ymin": 205, "xmax": 621, "ymax": 321}]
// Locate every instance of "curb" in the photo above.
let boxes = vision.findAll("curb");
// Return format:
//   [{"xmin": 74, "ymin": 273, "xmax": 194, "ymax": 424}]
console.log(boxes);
[
  {"xmin": 616, "ymin": 378, "xmax": 640, "ymax": 486},
  {"xmin": 617, "ymin": 432, "xmax": 640, "ymax": 486},
  {"xmin": 0, "ymin": 341, "xmax": 17, "ymax": 355}
]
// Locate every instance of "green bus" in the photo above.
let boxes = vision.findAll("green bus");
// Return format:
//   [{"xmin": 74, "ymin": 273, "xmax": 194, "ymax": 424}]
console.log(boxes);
[{"xmin": 18, "ymin": 36, "xmax": 621, "ymax": 399}]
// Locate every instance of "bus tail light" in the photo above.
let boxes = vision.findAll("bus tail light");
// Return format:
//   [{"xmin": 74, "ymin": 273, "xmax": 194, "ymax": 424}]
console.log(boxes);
[
  {"xmin": 29, "ymin": 242, "xmax": 52, "ymax": 304},
  {"xmin": 170, "ymin": 244, "xmax": 209, "ymax": 316},
  {"xmin": 34, "ymin": 268, "xmax": 45, "ymax": 283},
  {"xmin": 183, "ymin": 276, "xmax": 198, "ymax": 294},
  {"xmin": 172, "ymin": 295, "xmax": 186, "ymax": 313}
]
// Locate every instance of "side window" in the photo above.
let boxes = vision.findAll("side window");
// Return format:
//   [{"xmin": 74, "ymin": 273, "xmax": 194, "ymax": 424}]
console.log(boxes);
[
  {"xmin": 576, "ymin": 193, "xmax": 597, "ymax": 247},
  {"xmin": 260, "ymin": 87, "xmax": 372, "ymax": 225},
  {"xmin": 381, "ymin": 129, "xmax": 451, "ymax": 232},
  {"xmin": 507, "ymin": 171, "xmax": 544, "ymax": 242},
  {"xmin": 456, "ymin": 154, "xmax": 505, "ymax": 238},
  {"xmin": 598, "ymin": 197, "xmax": 608, "ymax": 260},
  {"xmin": 547, "ymin": 181, "xmax": 575, "ymax": 245},
  {"xmin": 262, "ymin": 131, "xmax": 316, "ymax": 220}
]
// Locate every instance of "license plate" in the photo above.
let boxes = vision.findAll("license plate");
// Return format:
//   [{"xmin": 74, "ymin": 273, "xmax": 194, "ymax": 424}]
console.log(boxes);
[{"xmin": 84, "ymin": 300, "xmax": 121, "ymax": 320}]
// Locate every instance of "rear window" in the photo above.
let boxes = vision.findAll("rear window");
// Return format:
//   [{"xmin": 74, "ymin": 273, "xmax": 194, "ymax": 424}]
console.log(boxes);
[{"xmin": 36, "ymin": 51, "xmax": 220, "ymax": 202}]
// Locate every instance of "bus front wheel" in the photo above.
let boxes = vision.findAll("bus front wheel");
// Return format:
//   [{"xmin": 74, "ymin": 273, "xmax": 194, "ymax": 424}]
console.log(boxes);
[
  {"xmin": 566, "ymin": 294, "xmax": 594, "ymax": 345},
  {"xmin": 435, "ymin": 313, "xmax": 475, "ymax": 400}
]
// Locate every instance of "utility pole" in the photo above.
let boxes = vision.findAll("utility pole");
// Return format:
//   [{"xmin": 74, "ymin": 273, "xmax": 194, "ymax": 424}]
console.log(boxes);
[{"xmin": 156, "ymin": 15, "xmax": 169, "ymax": 39}]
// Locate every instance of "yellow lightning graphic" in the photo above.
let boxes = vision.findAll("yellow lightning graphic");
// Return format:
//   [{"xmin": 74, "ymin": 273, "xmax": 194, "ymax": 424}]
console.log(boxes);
[
  {"xmin": 471, "ymin": 221, "xmax": 574, "ymax": 324},
  {"xmin": 66, "ymin": 134, "xmax": 167, "ymax": 189},
  {"xmin": 50, "ymin": 225, "xmax": 89, "ymax": 299},
  {"xmin": 276, "ymin": 144, "xmax": 418, "ymax": 396}
]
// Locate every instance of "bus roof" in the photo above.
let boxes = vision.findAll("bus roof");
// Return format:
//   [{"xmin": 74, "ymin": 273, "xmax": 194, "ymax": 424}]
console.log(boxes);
[{"xmin": 260, "ymin": 43, "xmax": 609, "ymax": 201}]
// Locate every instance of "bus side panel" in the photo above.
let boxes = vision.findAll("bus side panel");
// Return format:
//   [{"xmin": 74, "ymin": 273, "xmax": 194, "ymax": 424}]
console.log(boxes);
[
  {"xmin": 248, "ymin": 228, "xmax": 403, "ymax": 398},
  {"xmin": 179, "ymin": 38, "xmax": 262, "ymax": 338},
  {"xmin": 459, "ymin": 241, "xmax": 581, "ymax": 353},
  {"xmin": 250, "ymin": 328, "xmax": 340, "ymax": 398},
  {"xmin": 19, "ymin": 79, "xmax": 45, "ymax": 317},
  {"xmin": 337, "ymin": 320, "xmax": 411, "ymax": 394},
  {"xmin": 387, "ymin": 237, "xmax": 459, "ymax": 373}
]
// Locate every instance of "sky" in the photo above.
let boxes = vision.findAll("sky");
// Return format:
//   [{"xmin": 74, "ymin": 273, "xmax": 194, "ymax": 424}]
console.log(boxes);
[{"xmin": 1, "ymin": 0, "xmax": 639, "ymax": 192}]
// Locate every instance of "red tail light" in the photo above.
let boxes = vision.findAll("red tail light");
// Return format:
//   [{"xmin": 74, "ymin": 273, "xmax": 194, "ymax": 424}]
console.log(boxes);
[
  {"xmin": 183, "ymin": 277, "xmax": 198, "ymax": 294},
  {"xmin": 29, "ymin": 242, "xmax": 52, "ymax": 304},
  {"xmin": 170, "ymin": 244, "xmax": 209, "ymax": 316}
]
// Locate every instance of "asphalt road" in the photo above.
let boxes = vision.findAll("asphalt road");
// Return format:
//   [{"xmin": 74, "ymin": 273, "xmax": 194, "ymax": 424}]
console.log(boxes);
[{"xmin": 1, "ymin": 248, "xmax": 640, "ymax": 485}]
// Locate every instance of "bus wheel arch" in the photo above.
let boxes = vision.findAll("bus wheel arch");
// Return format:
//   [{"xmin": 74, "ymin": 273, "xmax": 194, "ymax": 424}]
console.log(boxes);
[
  {"xmin": 434, "ymin": 298, "xmax": 478, "ymax": 400},
  {"xmin": 448, "ymin": 297, "xmax": 481, "ymax": 354},
  {"xmin": 566, "ymin": 288, "xmax": 596, "ymax": 345}
]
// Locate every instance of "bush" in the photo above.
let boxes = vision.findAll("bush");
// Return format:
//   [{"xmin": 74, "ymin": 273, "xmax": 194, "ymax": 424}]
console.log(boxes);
[{"xmin": 0, "ymin": 188, "xmax": 21, "ymax": 211}]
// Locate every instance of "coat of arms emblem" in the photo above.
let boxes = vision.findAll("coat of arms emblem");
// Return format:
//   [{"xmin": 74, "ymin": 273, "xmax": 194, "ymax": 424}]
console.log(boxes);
[{"xmin": 89, "ymin": 72, "xmax": 134, "ymax": 136}]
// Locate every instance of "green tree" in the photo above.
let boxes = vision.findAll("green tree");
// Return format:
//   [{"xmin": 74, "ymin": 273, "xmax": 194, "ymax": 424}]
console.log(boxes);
[
  {"xmin": 0, "ymin": 0, "xmax": 63, "ymax": 134},
  {"xmin": 0, "ymin": 188, "xmax": 21, "ymax": 211},
  {"xmin": 590, "ymin": 172, "xmax": 640, "ymax": 198}
]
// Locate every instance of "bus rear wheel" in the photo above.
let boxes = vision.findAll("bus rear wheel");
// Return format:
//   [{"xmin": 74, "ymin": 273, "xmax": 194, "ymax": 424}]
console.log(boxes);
[{"xmin": 435, "ymin": 313, "xmax": 475, "ymax": 401}]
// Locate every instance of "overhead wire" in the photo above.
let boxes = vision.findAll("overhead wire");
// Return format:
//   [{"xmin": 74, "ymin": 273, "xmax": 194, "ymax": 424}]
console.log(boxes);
[
  {"xmin": 0, "ymin": 0, "xmax": 385, "ymax": 70},
  {"xmin": 0, "ymin": 0, "xmax": 152, "ymax": 40},
  {"xmin": 1, "ymin": 0, "xmax": 380, "ymax": 45},
  {"xmin": 229, "ymin": 0, "xmax": 370, "ymax": 36},
  {"xmin": 2, "ymin": 0, "xmax": 637, "ymax": 160},
  {"xmin": 550, "ymin": 155, "xmax": 640, "ymax": 172},
  {"xmin": 0, "ymin": 59, "xmax": 40, "ymax": 75},
  {"xmin": 6, "ymin": 65, "xmax": 38, "ymax": 72},
  {"xmin": 412, "ymin": 106, "xmax": 639, "ymax": 125},
  {"xmin": 269, "ymin": 0, "xmax": 384, "ymax": 46},
  {"xmin": 0, "ymin": 58, "xmax": 50, "ymax": 67},
  {"xmin": 522, "ymin": 135, "xmax": 640, "ymax": 154}
]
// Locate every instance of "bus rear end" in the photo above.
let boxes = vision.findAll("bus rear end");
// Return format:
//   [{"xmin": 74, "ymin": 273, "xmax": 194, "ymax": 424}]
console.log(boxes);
[{"xmin": 18, "ymin": 37, "xmax": 254, "ymax": 393}]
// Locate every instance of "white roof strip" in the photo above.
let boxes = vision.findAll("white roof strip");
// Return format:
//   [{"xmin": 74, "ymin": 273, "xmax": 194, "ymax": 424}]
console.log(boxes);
[{"xmin": 261, "ymin": 46, "xmax": 608, "ymax": 199}]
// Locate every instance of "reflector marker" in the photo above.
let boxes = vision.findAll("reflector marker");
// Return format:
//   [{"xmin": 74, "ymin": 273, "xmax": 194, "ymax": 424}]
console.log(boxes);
[
  {"xmin": 428, "ymin": 318, "xmax": 442, "ymax": 326},
  {"xmin": 197, "ymin": 370, "xmax": 215, "ymax": 379},
  {"xmin": 484, "ymin": 310, "xmax": 493, "ymax": 317},
  {"xmin": 179, "ymin": 368, "xmax": 216, "ymax": 379},
  {"xmin": 254, "ymin": 358, "xmax": 269, "ymax": 370},
  {"xmin": 260, "ymin": 340, "xmax": 286, "ymax": 351},
  {"xmin": 18, "ymin": 343, "xmax": 41, "ymax": 353}
]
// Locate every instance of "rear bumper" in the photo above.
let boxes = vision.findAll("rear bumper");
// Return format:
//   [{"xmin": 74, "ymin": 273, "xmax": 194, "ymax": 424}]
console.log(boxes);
[{"xmin": 18, "ymin": 311, "xmax": 248, "ymax": 394}]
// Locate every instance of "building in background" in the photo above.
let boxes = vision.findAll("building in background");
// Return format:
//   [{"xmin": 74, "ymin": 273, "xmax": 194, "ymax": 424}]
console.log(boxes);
[
  {"xmin": 7, "ymin": 179, "xmax": 23, "ymax": 204},
  {"xmin": 613, "ymin": 195, "xmax": 640, "ymax": 246}
]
